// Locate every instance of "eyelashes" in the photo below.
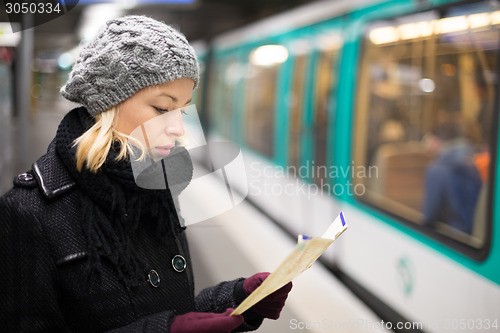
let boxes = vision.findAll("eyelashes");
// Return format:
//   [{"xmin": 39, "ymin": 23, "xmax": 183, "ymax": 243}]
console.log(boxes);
[
  {"xmin": 153, "ymin": 106, "xmax": 189, "ymax": 115},
  {"xmin": 153, "ymin": 106, "xmax": 170, "ymax": 114}
]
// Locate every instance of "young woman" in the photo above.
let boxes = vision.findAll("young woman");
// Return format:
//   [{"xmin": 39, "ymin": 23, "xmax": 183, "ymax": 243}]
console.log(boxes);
[{"xmin": 0, "ymin": 15, "xmax": 292, "ymax": 332}]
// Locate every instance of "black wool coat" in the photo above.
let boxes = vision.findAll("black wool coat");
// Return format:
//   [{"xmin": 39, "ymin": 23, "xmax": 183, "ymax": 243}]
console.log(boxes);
[{"xmin": 0, "ymin": 142, "xmax": 262, "ymax": 332}]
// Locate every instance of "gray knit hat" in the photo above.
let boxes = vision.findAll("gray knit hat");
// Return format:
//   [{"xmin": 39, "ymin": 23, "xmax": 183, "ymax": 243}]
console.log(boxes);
[{"xmin": 61, "ymin": 15, "xmax": 199, "ymax": 117}]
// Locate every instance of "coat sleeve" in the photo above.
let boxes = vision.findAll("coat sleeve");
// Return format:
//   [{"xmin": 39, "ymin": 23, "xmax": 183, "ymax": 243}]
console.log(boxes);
[
  {"xmin": 105, "ymin": 278, "xmax": 265, "ymax": 333},
  {"xmin": 194, "ymin": 278, "xmax": 263, "ymax": 332}
]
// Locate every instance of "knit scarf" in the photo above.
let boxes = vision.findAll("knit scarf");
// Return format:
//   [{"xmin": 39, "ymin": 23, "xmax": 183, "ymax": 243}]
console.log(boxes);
[{"xmin": 55, "ymin": 107, "xmax": 189, "ymax": 287}]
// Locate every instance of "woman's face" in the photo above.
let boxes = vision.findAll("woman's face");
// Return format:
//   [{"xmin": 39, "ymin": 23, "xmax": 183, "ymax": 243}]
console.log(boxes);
[{"xmin": 115, "ymin": 78, "xmax": 194, "ymax": 159}]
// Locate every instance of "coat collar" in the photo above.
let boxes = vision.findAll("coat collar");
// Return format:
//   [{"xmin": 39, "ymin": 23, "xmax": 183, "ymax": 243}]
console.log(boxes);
[{"xmin": 32, "ymin": 140, "xmax": 76, "ymax": 200}]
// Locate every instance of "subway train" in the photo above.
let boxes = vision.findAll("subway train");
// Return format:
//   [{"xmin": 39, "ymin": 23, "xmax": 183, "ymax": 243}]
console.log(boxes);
[{"xmin": 193, "ymin": 0, "xmax": 500, "ymax": 331}]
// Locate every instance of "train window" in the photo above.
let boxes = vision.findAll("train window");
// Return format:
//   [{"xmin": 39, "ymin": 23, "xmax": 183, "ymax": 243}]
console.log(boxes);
[
  {"xmin": 354, "ymin": 3, "xmax": 498, "ymax": 251},
  {"xmin": 245, "ymin": 46, "xmax": 284, "ymax": 158},
  {"xmin": 313, "ymin": 40, "xmax": 341, "ymax": 186},
  {"xmin": 210, "ymin": 58, "xmax": 232, "ymax": 138},
  {"xmin": 289, "ymin": 55, "xmax": 308, "ymax": 168}
]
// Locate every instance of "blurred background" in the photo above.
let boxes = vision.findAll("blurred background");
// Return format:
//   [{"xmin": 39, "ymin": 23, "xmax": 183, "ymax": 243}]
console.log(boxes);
[
  {"xmin": 0, "ymin": 0, "xmax": 313, "ymax": 189},
  {"xmin": 1, "ymin": 0, "xmax": 499, "ymax": 332}
]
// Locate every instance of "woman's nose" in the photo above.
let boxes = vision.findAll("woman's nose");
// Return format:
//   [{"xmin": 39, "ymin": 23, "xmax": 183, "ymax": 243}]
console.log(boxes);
[{"xmin": 164, "ymin": 110, "xmax": 185, "ymax": 137}]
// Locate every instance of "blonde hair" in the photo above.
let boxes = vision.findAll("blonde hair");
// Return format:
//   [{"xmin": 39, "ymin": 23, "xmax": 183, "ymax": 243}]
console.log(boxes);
[{"xmin": 73, "ymin": 107, "xmax": 143, "ymax": 173}]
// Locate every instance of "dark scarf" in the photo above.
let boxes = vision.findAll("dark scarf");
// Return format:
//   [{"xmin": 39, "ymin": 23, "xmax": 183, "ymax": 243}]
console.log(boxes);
[{"xmin": 55, "ymin": 107, "xmax": 188, "ymax": 287}]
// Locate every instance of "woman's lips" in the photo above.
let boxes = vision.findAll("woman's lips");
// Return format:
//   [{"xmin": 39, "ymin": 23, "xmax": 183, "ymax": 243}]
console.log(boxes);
[{"xmin": 155, "ymin": 145, "xmax": 174, "ymax": 157}]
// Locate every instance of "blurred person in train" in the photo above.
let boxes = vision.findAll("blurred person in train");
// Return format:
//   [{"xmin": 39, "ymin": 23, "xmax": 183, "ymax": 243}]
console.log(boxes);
[
  {"xmin": 421, "ymin": 110, "xmax": 482, "ymax": 234},
  {"xmin": 0, "ymin": 15, "xmax": 292, "ymax": 332}
]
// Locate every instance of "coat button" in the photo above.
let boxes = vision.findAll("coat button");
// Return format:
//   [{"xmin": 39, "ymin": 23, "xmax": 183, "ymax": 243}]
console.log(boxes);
[
  {"xmin": 18, "ymin": 172, "xmax": 33, "ymax": 182},
  {"xmin": 172, "ymin": 255, "xmax": 186, "ymax": 272},
  {"xmin": 147, "ymin": 269, "xmax": 160, "ymax": 287}
]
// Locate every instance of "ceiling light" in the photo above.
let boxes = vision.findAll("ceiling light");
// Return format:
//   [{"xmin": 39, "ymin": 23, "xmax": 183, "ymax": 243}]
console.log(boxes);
[{"xmin": 249, "ymin": 45, "xmax": 288, "ymax": 66}]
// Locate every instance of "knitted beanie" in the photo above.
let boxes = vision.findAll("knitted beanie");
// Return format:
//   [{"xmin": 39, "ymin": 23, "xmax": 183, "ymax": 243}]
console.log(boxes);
[{"xmin": 61, "ymin": 15, "xmax": 199, "ymax": 117}]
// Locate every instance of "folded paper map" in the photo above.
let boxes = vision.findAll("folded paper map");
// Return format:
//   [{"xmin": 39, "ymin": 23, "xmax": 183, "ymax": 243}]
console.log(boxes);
[{"xmin": 231, "ymin": 211, "xmax": 349, "ymax": 316}]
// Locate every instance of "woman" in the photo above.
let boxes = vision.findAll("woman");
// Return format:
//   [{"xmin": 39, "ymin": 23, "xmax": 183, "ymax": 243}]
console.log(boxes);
[{"xmin": 0, "ymin": 16, "xmax": 291, "ymax": 332}]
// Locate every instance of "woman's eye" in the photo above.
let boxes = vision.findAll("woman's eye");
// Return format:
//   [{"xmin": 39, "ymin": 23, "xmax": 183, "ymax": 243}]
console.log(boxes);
[{"xmin": 154, "ymin": 106, "xmax": 169, "ymax": 113}]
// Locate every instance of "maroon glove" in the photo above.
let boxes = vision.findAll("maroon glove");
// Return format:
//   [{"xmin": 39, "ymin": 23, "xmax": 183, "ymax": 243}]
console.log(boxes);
[
  {"xmin": 243, "ymin": 272, "xmax": 293, "ymax": 320},
  {"xmin": 170, "ymin": 308, "xmax": 244, "ymax": 333}
]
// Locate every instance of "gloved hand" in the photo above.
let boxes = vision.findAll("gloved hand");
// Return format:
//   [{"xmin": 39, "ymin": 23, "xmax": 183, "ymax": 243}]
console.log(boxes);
[
  {"xmin": 243, "ymin": 272, "xmax": 292, "ymax": 320},
  {"xmin": 170, "ymin": 308, "xmax": 244, "ymax": 333}
]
